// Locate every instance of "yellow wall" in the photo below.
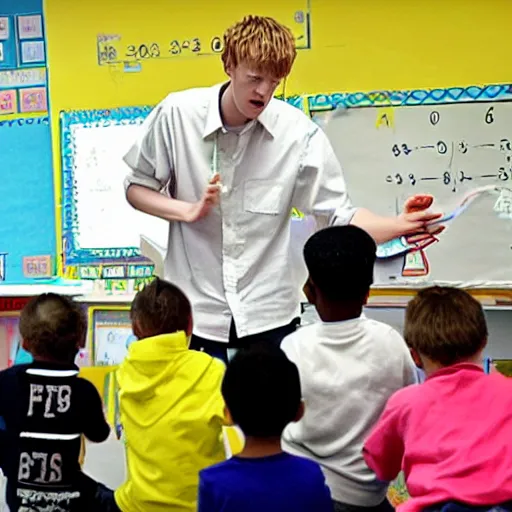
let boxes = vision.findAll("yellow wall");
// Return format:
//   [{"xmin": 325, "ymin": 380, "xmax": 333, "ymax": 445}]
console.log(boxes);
[{"xmin": 44, "ymin": 0, "xmax": 512, "ymax": 268}]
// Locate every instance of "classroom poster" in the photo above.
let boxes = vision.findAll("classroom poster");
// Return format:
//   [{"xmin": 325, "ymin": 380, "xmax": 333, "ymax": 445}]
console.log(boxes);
[{"xmin": 93, "ymin": 310, "xmax": 136, "ymax": 365}]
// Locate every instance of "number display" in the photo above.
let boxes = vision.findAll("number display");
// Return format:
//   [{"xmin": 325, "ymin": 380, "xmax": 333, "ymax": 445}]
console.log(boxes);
[
  {"xmin": 485, "ymin": 106, "xmax": 494, "ymax": 124},
  {"xmin": 98, "ymin": 36, "xmax": 223, "ymax": 62}
]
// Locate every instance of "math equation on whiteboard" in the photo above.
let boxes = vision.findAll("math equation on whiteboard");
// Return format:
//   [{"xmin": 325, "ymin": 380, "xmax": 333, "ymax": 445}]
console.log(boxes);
[
  {"xmin": 384, "ymin": 105, "xmax": 512, "ymax": 194},
  {"xmin": 97, "ymin": 35, "xmax": 223, "ymax": 64}
]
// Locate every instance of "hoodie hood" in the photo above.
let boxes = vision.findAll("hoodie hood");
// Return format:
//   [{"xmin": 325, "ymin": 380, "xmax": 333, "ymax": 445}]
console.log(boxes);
[{"xmin": 115, "ymin": 331, "xmax": 226, "ymax": 511}]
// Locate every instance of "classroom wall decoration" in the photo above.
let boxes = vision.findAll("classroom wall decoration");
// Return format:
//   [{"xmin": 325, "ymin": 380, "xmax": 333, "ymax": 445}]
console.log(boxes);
[
  {"xmin": 0, "ymin": 116, "xmax": 56, "ymax": 284},
  {"xmin": 0, "ymin": 2, "xmax": 47, "ymax": 116},
  {"xmin": 0, "ymin": 0, "xmax": 55, "ymax": 287},
  {"xmin": 313, "ymin": 84, "xmax": 512, "ymax": 288},
  {"xmin": 60, "ymin": 107, "xmax": 165, "ymax": 291},
  {"xmin": 91, "ymin": 308, "xmax": 135, "ymax": 366},
  {"xmin": 95, "ymin": 2, "xmax": 310, "ymax": 71},
  {"xmin": 60, "ymin": 82, "xmax": 512, "ymax": 291}
]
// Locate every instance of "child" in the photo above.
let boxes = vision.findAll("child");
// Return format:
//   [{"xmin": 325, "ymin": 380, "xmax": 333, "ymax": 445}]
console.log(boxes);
[
  {"xmin": 363, "ymin": 286, "xmax": 512, "ymax": 512},
  {"xmin": 198, "ymin": 344, "xmax": 333, "ymax": 512},
  {"xmin": 114, "ymin": 278, "xmax": 226, "ymax": 511},
  {"xmin": 281, "ymin": 225, "xmax": 418, "ymax": 512},
  {"xmin": 0, "ymin": 293, "xmax": 112, "ymax": 511}
]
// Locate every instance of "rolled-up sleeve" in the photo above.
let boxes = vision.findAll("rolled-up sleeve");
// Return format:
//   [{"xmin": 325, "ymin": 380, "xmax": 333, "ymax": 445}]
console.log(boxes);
[
  {"xmin": 291, "ymin": 126, "xmax": 357, "ymax": 226},
  {"xmin": 123, "ymin": 103, "xmax": 175, "ymax": 195}
]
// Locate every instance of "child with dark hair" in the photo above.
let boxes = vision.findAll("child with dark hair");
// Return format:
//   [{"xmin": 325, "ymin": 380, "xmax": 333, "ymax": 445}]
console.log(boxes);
[
  {"xmin": 198, "ymin": 344, "xmax": 333, "ymax": 512},
  {"xmin": 281, "ymin": 225, "xmax": 417, "ymax": 512},
  {"xmin": 114, "ymin": 277, "xmax": 226, "ymax": 512},
  {"xmin": 364, "ymin": 286, "xmax": 512, "ymax": 512},
  {"xmin": 0, "ymin": 293, "xmax": 112, "ymax": 511}
]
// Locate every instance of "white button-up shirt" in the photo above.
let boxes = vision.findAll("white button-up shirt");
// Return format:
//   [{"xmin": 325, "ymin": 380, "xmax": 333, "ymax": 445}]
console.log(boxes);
[{"xmin": 123, "ymin": 83, "xmax": 356, "ymax": 342}]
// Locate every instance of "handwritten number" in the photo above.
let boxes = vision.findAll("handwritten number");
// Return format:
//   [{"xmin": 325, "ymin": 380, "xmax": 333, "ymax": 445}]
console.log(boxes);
[
  {"xmin": 429, "ymin": 111, "xmax": 440, "ymax": 125},
  {"xmin": 211, "ymin": 36, "xmax": 223, "ymax": 53},
  {"xmin": 126, "ymin": 45, "xmax": 137, "ymax": 58},
  {"xmin": 401, "ymin": 144, "xmax": 412, "ymax": 155},
  {"xmin": 408, "ymin": 173, "xmax": 416, "ymax": 186},
  {"xmin": 499, "ymin": 167, "xmax": 509, "ymax": 181},
  {"xmin": 485, "ymin": 106, "xmax": 494, "ymax": 124},
  {"xmin": 459, "ymin": 171, "xmax": 472, "ymax": 182},
  {"xmin": 139, "ymin": 44, "xmax": 149, "ymax": 58},
  {"xmin": 500, "ymin": 138, "xmax": 512, "ymax": 152},
  {"xmin": 443, "ymin": 172, "xmax": 451, "ymax": 185},
  {"xmin": 191, "ymin": 38, "xmax": 201, "ymax": 53},
  {"xmin": 437, "ymin": 141, "xmax": 448, "ymax": 155},
  {"xmin": 385, "ymin": 174, "xmax": 404, "ymax": 185},
  {"xmin": 170, "ymin": 40, "xmax": 181, "ymax": 55},
  {"xmin": 458, "ymin": 141, "xmax": 468, "ymax": 154},
  {"xmin": 392, "ymin": 144, "xmax": 400, "ymax": 157}
]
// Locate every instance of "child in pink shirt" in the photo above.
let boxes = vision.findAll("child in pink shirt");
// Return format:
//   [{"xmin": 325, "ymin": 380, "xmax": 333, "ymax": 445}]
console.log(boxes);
[{"xmin": 363, "ymin": 286, "xmax": 512, "ymax": 512}]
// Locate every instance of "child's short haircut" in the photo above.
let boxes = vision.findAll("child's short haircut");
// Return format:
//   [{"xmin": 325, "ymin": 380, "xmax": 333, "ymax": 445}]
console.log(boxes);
[
  {"xmin": 222, "ymin": 345, "xmax": 301, "ymax": 437},
  {"xmin": 303, "ymin": 225, "xmax": 377, "ymax": 303},
  {"xmin": 131, "ymin": 277, "xmax": 191, "ymax": 338},
  {"xmin": 404, "ymin": 286, "xmax": 488, "ymax": 366},
  {"xmin": 19, "ymin": 293, "xmax": 86, "ymax": 361},
  {"xmin": 222, "ymin": 15, "xmax": 296, "ymax": 79}
]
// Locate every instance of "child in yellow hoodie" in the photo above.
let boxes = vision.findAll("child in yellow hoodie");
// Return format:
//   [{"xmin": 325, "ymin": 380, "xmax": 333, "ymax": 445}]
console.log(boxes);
[{"xmin": 114, "ymin": 278, "xmax": 226, "ymax": 512}]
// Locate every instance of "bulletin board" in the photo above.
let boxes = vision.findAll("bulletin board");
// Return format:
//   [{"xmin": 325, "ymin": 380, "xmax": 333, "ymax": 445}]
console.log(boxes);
[
  {"xmin": 0, "ymin": 0, "xmax": 48, "ymax": 117},
  {"xmin": 89, "ymin": 306, "xmax": 135, "ymax": 366},
  {"xmin": 60, "ymin": 107, "xmax": 168, "ymax": 268},
  {"xmin": 0, "ymin": 116, "xmax": 56, "ymax": 284}
]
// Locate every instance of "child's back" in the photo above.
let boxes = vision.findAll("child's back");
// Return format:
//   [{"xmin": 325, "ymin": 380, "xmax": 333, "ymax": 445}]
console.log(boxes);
[
  {"xmin": 282, "ymin": 316, "xmax": 416, "ymax": 504},
  {"xmin": 200, "ymin": 452, "xmax": 332, "ymax": 512},
  {"xmin": 281, "ymin": 226, "xmax": 417, "ymax": 510},
  {"xmin": 365, "ymin": 363, "xmax": 512, "ymax": 512},
  {"xmin": 0, "ymin": 293, "xmax": 111, "ymax": 511},
  {"xmin": 199, "ymin": 345, "xmax": 333, "ymax": 512},
  {"xmin": 114, "ymin": 279, "xmax": 226, "ymax": 512},
  {"xmin": 364, "ymin": 286, "xmax": 512, "ymax": 512}
]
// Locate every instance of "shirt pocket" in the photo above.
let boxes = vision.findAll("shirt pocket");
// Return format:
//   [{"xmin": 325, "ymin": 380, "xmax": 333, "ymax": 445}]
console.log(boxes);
[{"xmin": 243, "ymin": 179, "xmax": 285, "ymax": 215}]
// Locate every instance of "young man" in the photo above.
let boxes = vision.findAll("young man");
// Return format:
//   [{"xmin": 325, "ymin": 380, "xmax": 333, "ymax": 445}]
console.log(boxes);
[
  {"xmin": 198, "ymin": 344, "xmax": 333, "ymax": 512},
  {"xmin": 123, "ymin": 15, "xmax": 441, "ymax": 361},
  {"xmin": 281, "ymin": 225, "xmax": 417, "ymax": 512}
]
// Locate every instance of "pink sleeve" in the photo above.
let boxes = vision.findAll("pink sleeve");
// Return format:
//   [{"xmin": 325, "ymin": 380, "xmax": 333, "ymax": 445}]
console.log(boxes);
[{"xmin": 363, "ymin": 396, "xmax": 405, "ymax": 482}]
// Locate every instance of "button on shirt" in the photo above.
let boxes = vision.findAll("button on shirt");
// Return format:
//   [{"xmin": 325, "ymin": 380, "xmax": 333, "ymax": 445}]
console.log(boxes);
[{"xmin": 123, "ymin": 83, "xmax": 356, "ymax": 342}]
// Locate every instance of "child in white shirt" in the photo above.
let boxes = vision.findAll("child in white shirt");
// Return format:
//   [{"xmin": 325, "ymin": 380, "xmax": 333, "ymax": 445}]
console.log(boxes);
[{"xmin": 281, "ymin": 225, "xmax": 418, "ymax": 512}]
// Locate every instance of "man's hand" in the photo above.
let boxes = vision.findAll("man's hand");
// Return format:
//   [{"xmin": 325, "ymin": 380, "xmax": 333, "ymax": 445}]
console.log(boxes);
[
  {"xmin": 184, "ymin": 174, "xmax": 222, "ymax": 223},
  {"xmin": 398, "ymin": 194, "xmax": 444, "ymax": 236}
]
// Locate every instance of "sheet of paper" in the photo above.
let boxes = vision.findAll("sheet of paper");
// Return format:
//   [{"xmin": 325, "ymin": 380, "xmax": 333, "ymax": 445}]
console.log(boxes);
[{"xmin": 72, "ymin": 124, "xmax": 169, "ymax": 251}]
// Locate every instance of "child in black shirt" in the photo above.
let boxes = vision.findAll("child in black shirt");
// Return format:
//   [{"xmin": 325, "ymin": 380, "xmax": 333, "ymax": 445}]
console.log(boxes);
[{"xmin": 0, "ymin": 293, "xmax": 112, "ymax": 511}]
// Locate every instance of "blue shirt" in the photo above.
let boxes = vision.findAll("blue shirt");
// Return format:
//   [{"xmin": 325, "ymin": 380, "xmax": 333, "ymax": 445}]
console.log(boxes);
[{"xmin": 198, "ymin": 452, "xmax": 333, "ymax": 512}]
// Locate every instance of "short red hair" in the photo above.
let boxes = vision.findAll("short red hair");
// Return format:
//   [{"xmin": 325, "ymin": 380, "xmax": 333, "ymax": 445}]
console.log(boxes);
[{"xmin": 222, "ymin": 15, "xmax": 297, "ymax": 79}]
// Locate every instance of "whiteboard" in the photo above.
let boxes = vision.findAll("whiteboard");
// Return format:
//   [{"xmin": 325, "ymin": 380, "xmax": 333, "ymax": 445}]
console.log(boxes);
[
  {"xmin": 61, "ymin": 108, "xmax": 169, "ymax": 265},
  {"xmin": 317, "ymin": 98, "xmax": 512, "ymax": 288}
]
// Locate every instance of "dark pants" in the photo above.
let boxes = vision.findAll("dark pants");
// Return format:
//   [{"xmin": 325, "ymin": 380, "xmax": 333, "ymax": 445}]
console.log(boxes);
[
  {"xmin": 333, "ymin": 499, "xmax": 395, "ymax": 512},
  {"xmin": 425, "ymin": 503, "xmax": 512, "ymax": 512},
  {"xmin": 189, "ymin": 317, "xmax": 300, "ymax": 363},
  {"xmin": 79, "ymin": 472, "xmax": 121, "ymax": 512}
]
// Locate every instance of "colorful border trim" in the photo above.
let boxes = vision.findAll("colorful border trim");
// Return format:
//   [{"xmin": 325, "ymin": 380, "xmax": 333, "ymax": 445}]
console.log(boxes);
[
  {"xmin": 60, "ymin": 106, "xmax": 153, "ymax": 266},
  {"xmin": 293, "ymin": 83, "xmax": 512, "ymax": 112}
]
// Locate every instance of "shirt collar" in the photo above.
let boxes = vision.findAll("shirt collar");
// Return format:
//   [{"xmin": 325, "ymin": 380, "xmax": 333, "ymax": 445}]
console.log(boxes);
[
  {"xmin": 426, "ymin": 362, "xmax": 484, "ymax": 381},
  {"xmin": 203, "ymin": 82, "xmax": 277, "ymax": 139}
]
